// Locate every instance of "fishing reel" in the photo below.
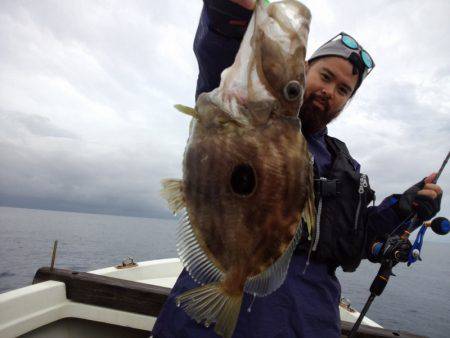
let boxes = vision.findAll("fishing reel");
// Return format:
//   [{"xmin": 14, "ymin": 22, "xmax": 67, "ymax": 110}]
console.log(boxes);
[
  {"xmin": 370, "ymin": 216, "xmax": 450, "ymax": 267},
  {"xmin": 367, "ymin": 216, "xmax": 449, "ymax": 297},
  {"xmin": 370, "ymin": 235, "xmax": 411, "ymax": 264}
]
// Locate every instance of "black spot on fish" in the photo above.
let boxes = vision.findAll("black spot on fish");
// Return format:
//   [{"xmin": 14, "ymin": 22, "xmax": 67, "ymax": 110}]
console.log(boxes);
[{"xmin": 230, "ymin": 164, "xmax": 256, "ymax": 196}]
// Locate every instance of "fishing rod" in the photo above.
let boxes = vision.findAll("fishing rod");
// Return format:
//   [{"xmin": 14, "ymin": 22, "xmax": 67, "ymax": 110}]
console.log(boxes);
[{"xmin": 348, "ymin": 151, "xmax": 450, "ymax": 338}]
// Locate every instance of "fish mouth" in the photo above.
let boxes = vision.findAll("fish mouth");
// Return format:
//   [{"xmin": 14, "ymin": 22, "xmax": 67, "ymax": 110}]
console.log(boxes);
[
  {"xmin": 230, "ymin": 164, "xmax": 257, "ymax": 197},
  {"xmin": 209, "ymin": 0, "xmax": 311, "ymax": 122}
]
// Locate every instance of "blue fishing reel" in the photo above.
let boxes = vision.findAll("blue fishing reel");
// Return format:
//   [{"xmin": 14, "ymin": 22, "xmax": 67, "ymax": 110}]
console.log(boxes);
[{"xmin": 407, "ymin": 217, "xmax": 450, "ymax": 266}]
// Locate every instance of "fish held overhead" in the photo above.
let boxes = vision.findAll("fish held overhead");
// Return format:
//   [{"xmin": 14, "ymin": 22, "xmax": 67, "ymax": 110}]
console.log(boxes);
[{"xmin": 161, "ymin": 1, "xmax": 314, "ymax": 337}]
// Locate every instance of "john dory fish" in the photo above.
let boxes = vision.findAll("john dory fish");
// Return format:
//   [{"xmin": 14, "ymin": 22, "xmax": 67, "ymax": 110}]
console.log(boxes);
[{"xmin": 161, "ymin": 1, "xmax": 314, "ymax": 337}]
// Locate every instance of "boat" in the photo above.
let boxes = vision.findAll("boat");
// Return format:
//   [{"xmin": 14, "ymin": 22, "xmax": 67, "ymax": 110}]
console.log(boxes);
[{"xmin": 0, "ymin": 257, "xmax": 427, "ymax": 338}]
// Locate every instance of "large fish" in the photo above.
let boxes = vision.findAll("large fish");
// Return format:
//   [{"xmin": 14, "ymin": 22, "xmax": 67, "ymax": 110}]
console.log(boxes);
[{"xmin": 161, "ymin": 1, "xmax": 314, "ymax": 337}]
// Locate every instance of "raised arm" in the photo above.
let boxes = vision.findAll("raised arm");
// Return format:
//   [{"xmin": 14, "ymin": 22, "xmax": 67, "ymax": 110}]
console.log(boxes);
[{"xmin": 194, "ymin": 0, "xmax": 252, "ymax": 99}]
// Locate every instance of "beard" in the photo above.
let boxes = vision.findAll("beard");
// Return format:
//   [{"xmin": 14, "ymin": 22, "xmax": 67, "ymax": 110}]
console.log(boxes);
[{"xmin": 299, "ymin": 91, "xmax": 337, "ymax": 135}]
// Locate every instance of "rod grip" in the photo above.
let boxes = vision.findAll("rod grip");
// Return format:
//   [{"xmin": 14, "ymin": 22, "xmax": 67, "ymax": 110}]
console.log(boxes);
[{"xmin": 370, "ymin": 262, "xmax": 392, "ymax": 296}]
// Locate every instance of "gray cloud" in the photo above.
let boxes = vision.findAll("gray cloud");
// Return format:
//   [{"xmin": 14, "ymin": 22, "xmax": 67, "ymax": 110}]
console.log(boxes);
[
  {"xmin": 0, "ymin": 0, "xmax": 448, "ymax": 241},
  {"xmin": 2, "ymin": 110, "xmax": 79, "ymax": 138}
]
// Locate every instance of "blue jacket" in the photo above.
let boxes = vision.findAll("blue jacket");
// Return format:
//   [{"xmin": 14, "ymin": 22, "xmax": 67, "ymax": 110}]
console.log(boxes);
[{"xmin": 153, "ymin": 2, "xmax": 401, "ymax": 337}]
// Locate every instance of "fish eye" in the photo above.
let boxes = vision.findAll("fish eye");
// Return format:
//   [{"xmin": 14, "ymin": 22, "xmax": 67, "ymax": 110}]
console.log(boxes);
[
  {"xmin": 230, "ymin": 164, "xmax": 256, "ymax": 197},
  {"xmin": 283, "ymin": 80, "xmax": 303, "ymax": 101}
]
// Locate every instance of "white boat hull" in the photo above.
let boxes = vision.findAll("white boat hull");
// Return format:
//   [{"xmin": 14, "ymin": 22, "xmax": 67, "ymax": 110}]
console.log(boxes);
[{"xmin": 0, "ymin": 258, "xmax": 381, "ymax": 338}]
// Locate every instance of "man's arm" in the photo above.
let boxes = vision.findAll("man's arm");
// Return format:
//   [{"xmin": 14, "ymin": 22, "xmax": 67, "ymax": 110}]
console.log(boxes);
[{"xmin": 194, "ymin": 0, "xmax": 252, "ymax": 99}]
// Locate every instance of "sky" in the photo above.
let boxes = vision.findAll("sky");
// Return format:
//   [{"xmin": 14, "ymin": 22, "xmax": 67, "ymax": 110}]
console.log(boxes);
[{"xmin": 0, "ymin": 0, "xmax": 449, "ymax": 240}]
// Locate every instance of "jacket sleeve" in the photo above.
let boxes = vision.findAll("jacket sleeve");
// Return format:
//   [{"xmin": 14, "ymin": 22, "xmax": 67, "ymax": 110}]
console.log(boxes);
[
  {"xmin": 194, "ymin": 0, "xmax": 252, "ymax": 99},
  {"xmin": 363, "ymin": 195, "xmax": 404, "ymax": 257}
]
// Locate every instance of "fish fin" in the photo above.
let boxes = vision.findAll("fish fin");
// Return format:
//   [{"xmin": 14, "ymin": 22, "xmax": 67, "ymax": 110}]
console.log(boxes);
[
  {"xmin": 176, "ymin": 282, "xmax": 243, "ymax": 338},
  {"xmin": 304, "ymin": 153, "xmax": 316, "ymax": 242},
  {"xmin": 244, "ymin": 221, "xmax": 303, "ymax": 296},
  {"xmin": 300, "ymin": 154, "xmax": 317, "ymax": 274},
  {"xmin": 174, "ymin": 104, "xmax": 199, "ymax": 118},
  {"xmin": 160, "ymin": 179, "xmax": 185, "ymax": 215},
  {"xmin": 303, "ymin": 178, "xmax": 316, "ymax": 242},
  {"xmin": 177, "ymin": 210, "xmax": 224, "ymax": 284}
]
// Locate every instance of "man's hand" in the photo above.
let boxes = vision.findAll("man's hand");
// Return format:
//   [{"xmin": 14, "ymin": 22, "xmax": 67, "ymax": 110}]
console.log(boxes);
[
  {"xmin": 230, "ymin": 0, "xmax": 256, "ymax": 10},
  {"xmin": 417, "ymin": 173, "xmax": 443, "ymax": 199},
  {"xmin": 395, "ymin": 173, "xmax": 443, "ymax": 222},
  {"xmin": 413, "ymin": 173, "xmax": 443, "ymax": 221}
]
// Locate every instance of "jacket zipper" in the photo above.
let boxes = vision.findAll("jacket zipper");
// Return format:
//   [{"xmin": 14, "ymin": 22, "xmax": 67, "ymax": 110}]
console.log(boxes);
[{"xmin": 354, "ymin": 174, "xmax": 368, "ymax": 230}]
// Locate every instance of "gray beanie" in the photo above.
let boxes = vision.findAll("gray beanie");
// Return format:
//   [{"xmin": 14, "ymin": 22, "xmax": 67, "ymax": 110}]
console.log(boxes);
[{"xmin": 308, "ymin": 35, "xmax": 374, "ymax": 93}]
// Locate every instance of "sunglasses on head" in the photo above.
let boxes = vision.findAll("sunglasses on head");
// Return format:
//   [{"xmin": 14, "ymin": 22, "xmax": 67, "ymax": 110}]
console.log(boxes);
[{"xmin": 328, "ymin": 32, "xmax": 375, "ymax": 75}]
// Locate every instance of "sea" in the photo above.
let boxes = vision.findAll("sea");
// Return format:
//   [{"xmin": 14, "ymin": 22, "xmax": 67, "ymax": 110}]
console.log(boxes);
[{"xmin": 0, "ymin": 206, "xmax": 449, "ymax": 337}]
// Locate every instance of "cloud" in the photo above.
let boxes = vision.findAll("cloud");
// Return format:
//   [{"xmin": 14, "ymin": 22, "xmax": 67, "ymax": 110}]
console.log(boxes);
[
  {"xmin": 1, "ymin": 110, "xmax": 79, "ymax": 139},
  {"xmin": 0, "ymin": 0, "xmax": 448, "ymax": 236},
  {"xmin": 0, "ymin": 0, "xmax": 202, "ymax": 217}
]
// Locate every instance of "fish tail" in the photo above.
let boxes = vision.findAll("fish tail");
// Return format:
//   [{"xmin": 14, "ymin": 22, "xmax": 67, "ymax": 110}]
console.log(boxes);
[
  {"xmin": 160, "ymin": 179, "xmax": 185, "ymax": 215},
  {"xmin": 176, "ymin": 282, "xmax": 243, "ymax": 338}
]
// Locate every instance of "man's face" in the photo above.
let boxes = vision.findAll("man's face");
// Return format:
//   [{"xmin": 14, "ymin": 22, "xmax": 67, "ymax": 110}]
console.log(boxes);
[{"xmin": 299, "ymin": 56, "xmax": 359, "ymax": 135}]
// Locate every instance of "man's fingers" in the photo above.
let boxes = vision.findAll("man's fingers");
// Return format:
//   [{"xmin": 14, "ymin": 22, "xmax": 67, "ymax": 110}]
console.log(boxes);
[
  {"xmin": 423, "ymin": 183, "xmax": 443, "ymax": 196},
  {"xmin": 417, "ymin": 189, "xmax": 438, "ymax": 200}
]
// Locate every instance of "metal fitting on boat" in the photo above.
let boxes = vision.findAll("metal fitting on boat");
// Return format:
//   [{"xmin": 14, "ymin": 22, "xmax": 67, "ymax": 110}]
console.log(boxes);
[{"xmin": 116, "ymin": 256, "xmax": 138, "ymax": 269}]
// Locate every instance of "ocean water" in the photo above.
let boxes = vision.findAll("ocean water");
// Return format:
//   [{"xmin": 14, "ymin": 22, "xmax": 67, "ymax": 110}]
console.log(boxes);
[{"xmin": 1, "ymin": 206, "xmax": 449, "ymax": 337}]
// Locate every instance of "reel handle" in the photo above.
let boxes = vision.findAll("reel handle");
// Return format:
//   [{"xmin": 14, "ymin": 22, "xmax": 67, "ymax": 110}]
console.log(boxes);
[{"xmin": 427, "ymin": 217, "xmax": 450, "ymax": 235}]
